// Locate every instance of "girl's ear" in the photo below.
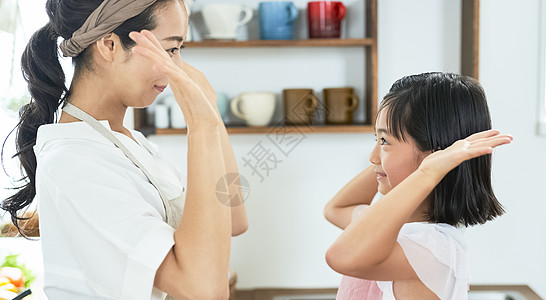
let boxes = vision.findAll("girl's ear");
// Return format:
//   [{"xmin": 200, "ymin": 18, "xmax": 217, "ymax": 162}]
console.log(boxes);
[{"xmin": 414, "ymin": 149, "xmax": 432, "ymax": 165}]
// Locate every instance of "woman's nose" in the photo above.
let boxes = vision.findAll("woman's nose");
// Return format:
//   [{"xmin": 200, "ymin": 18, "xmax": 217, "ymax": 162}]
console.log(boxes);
[
  {"xmin": 369, "ymin": 143, "xmax": 380, "ymax": 165},
  {"xmin": 172, "ymin": 54, "xmax": 183, "ymax": 67}
]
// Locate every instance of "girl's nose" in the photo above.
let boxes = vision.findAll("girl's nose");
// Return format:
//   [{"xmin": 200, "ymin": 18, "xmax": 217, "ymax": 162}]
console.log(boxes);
[{"xmin": 369, "ymin": 143, "xmax": 380, "ymax": 165}]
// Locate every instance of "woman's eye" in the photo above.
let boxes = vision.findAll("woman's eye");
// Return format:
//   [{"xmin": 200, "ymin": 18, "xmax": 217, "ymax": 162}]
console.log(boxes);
[
  {"xmin": 167, "ymin": 48, "xmax": 178, "ymax": 56},
  {"xmin": 166, "ymin": 46, "xmax": 185, "ymax": 57}
]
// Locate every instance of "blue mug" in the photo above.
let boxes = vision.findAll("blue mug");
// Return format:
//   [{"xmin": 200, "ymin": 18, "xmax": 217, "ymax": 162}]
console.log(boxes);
[{"xmin": 259, "ymin": 1, "xmax": 298, "ymax": 40}]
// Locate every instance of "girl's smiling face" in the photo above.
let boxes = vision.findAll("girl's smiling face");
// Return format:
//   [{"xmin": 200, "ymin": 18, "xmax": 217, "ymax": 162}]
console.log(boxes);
[{"xmin": 370, "ymin": 107, "xmax": 430, "ymax": 195}]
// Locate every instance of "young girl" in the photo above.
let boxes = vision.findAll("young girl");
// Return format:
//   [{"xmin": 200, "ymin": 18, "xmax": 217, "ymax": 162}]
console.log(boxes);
[
  {"xmin": 324, "ymin": 72, "xmax": 512, "ymax": 299},
  {"xmin": 1, "ymin": 0, "xmax": 247, "ymax": 299}
]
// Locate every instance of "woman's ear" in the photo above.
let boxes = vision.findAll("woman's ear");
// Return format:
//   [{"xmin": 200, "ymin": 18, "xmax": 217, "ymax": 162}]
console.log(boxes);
[{"xmin": 94, "ymin": 33, "xmax": 120, "ymax": 63}]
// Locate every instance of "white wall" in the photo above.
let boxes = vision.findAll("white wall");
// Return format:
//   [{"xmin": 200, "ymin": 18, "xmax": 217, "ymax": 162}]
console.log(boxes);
[{"xmin": 466, "ymin": 0, "xmax": 546, "ymax": 296}]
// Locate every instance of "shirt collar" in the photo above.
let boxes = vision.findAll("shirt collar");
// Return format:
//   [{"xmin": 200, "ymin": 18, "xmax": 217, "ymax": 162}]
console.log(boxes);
[{"xmin": 34, "ymin": 120, "xmax": 114, "ymax": 155}]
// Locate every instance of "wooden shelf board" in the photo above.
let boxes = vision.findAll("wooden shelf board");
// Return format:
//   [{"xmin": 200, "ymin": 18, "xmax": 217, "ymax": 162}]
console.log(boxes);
[
  {"xmin": 470, "ymin": 285, "xmax": 542, "ymax": 300},
  {"xmin": 154, "ymin": 125, "xmax": 374, "ymax": 135},
  {"xmin": 184, "ymin": 38, "xmax": 374, "ymax": 48}
]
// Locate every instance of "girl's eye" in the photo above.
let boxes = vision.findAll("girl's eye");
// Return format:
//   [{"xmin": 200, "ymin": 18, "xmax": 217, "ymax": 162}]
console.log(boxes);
[{"xmin": 375, "ymin": 137, "xmax": 388, "ymax": 145}]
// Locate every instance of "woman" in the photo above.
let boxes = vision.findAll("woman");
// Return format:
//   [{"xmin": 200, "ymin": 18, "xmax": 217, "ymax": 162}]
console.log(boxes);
[{"xmin": 1, "ymin": 0, "xmax": 247, "ymax": 299}]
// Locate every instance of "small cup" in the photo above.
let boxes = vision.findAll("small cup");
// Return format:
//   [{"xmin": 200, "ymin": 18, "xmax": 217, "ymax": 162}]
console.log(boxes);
[
  {"xmin": 283, "ymin": 88, "xmax": 318, "ymax": 125},
  {"xmin": 307, "ymin": 1, "xmax": 346, "ymax": 39},
  {"xmin": 259, "ymin": 1, "xmax": 299, "ymax": 40},
  {"xmin": 202, "ymin": 3, "xmax": 254, "ymax": 39},
  {"xmin": 231, "ymin": 92, "xmax": 276, "ymax": 127},
  {"xmin": 323, "ymin": 87, "xmax": 359, "ymax": 125},
  {"xmin": 216, "ymin": 92, "xmax": 230, "ymax": 123},
  {"xmin": 170, "ymin": 106, "xmax": 186, "ymax": 129},
  {"xmin": 154, "ymin": 104, "xmax": 170, "ymax": 128}
]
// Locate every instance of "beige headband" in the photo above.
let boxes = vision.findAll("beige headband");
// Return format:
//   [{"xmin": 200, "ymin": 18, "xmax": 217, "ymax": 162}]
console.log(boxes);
[{"xmin": 60, "ymin": 0, "xmax": 157, "ymax": 57}]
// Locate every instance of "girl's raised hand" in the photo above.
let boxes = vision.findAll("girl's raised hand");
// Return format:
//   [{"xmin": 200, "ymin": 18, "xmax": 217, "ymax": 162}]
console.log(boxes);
[
  {"xmin": 418, "ymin": 129, "xmax": 513, "ymax": 181},
  {"xmin": 129, "ymin": 30, "xmax": 220, "ymax": 130}
]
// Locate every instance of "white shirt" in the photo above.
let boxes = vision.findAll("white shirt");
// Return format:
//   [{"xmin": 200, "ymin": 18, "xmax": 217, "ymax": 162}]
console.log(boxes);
[
  {"xmin": 34, "ymin": 120, "xmax": 185, "ymax": 300},
  {"xmin": 377, "ymin": 222, "xmax": 471, "ymax": 300}
]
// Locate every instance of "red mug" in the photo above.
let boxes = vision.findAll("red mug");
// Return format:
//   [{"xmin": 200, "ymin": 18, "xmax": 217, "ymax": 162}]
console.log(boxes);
[{"xmin": 307, "ymin": 1, "xmax": 346, "ymax": 39}]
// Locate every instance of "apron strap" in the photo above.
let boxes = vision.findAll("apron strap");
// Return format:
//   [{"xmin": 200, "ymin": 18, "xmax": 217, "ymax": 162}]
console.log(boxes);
[{"xmin": 62, "ymin": 102, "xmax": 170, "ymax": 223}]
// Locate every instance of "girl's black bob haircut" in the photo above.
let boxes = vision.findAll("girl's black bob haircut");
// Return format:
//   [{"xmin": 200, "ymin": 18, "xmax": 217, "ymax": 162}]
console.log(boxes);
[{"xmin": 379, "ymin": 72, "xmax": 504, "ymax": 227}]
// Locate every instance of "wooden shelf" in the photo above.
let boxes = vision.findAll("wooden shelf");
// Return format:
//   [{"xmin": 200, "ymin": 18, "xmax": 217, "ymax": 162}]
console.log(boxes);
[
  {"xmin": 134, "ymin": 0, "xmax": 379, "ymax": 136},
  {"xmin": 183, "ymin": 38, "xmax": 374, "ymax": 48},
  {"xmin": 155, "ymin": 124, "xmax": 374, "ymax": 135},
  {"xmin": 470, "ymin": 285, "xmax": 542, "ymax": 300}
]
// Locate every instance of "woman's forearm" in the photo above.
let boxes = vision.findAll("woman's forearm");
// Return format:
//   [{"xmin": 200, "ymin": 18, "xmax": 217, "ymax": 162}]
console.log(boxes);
[
  {"xmin": 174, "ymin": 127, "xmax": 231, "ymax": 290},
  {"xmin": 217, "ymin": 118, "xmax": 248, "ymax": 236},
  {"xmin": 179, "ymin": 61, "xmax": 248, "ymax": 236}
]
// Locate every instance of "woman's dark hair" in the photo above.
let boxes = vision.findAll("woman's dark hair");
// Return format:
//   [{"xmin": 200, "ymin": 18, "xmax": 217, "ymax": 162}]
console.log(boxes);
[
  {"xmin": 379, "ymin": 72, "xmax": 505, "ymax": 227},
  {"xmin": 1, "ymin": 0, "xmax": 177, "ymax": 237}
]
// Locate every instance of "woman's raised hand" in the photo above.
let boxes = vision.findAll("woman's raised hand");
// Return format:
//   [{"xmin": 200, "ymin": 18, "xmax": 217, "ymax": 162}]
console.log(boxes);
[
  {"xmin": 129, "ymin": 30, "xmax": 220, "ymax": 131},
  {"xmin": 418, "ymin": 129, "xmax": 513, "ymax": 181},
  {"xmin": 180, "ymin": 61, "xmax": 218, "ymax": 107}
]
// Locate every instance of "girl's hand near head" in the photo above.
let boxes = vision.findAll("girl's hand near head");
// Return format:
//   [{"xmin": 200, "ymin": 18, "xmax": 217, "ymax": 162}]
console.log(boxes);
[
  {"xmin": 418, "ymin": 129, "xmax": 513, "ymax": 182},
  {"xmin": 129, "ymin": 30, "xmax": 220, "ymax": 131}
]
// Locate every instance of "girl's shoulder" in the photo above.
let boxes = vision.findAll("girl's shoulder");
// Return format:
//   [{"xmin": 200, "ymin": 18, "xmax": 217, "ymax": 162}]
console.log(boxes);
[
  {"xmin": 377, "ymin": 222, "xmax": 470, "ymax": 299},
  {"xmin": 398, "ymin": 222, "xmax": 468, "ymax": 268},
  {"xmin": 400, "ymin": 222, "xmax": 467, "ymax": 249},
  {"xmin": 397, "ymin": 222, "xmax": 470, "ymax": 297}
]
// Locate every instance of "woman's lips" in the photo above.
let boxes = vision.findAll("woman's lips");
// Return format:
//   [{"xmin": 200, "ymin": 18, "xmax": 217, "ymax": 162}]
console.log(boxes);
[
  {"xmin": 154, "ymin": 85, "xmax": 167, "ymax": 92},
  {"xmin": 375, "ymin": 172, "xmax": 387, "ymax": 181}
]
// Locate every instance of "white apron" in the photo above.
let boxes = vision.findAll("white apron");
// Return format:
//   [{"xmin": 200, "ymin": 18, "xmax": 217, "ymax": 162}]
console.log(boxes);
[{"xmin": 63, "ymin": 102, "xmax": 184, "ymax": 300}]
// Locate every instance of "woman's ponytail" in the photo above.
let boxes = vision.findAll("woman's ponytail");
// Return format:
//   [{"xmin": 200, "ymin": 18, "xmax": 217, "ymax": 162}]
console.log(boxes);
[{"xmin": 1, "ymin": 21, "xmax": 67, "ymax": 237}]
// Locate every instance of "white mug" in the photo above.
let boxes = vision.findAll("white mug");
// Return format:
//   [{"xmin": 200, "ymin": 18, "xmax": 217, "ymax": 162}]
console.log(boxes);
[
  {"xmin": 231, "ymin": 92, "xmax": 276, "ymax": 127},
  {"xmin": 154, "ymin": 104, "xmax": 170, "ymax": 129},
  {"xmin": 170, "ymin": 105, "xmax": 186, "ymax": 129},
  {"xmin": 202, "ymin": 3, "xmax": 253, "ymax": 39}
]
